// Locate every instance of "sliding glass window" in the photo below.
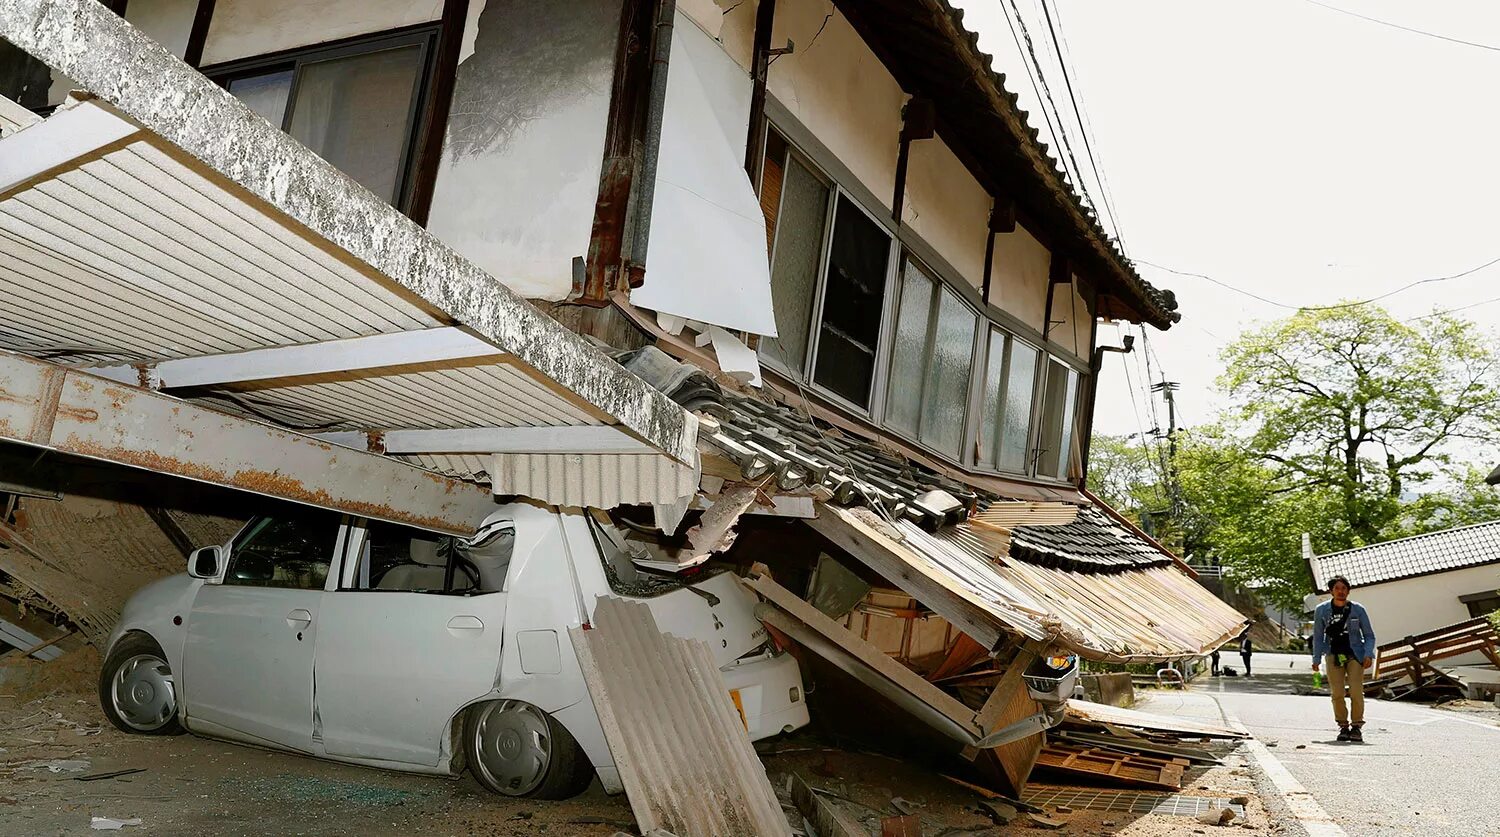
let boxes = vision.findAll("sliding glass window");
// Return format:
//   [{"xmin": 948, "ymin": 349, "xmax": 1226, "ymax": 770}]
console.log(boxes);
[{"xmin": 885, "ymin": 259, "xmax": 977, "ymax": 458}]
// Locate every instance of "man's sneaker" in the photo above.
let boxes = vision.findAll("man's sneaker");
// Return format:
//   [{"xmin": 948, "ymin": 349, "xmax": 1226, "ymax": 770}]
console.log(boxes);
[
  {"xmin": 1348, "ymin": 726, "xmax": 1363, "ymax": 743},
  {"xmin": 1336, "ymin": 726, "xmax": 1351, "ymax": 742}
]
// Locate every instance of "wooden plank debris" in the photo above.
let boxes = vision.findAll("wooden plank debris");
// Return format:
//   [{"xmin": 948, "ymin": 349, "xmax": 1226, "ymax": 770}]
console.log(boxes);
[
  {"xmin": 1035, "ymin": 743, "xmax": 1185, "ymax": 792},
  {"xmin": 1374, "ymin": 617, "xmax": 1500, "ymax": 700},
  {"xmin": 569, "ymin": 595, "xmax": 790, "ymax": 836},
  {"xmin": 742, "ymin": 573, "xmax": 982, "ymax": 737},
  {"xmin": 973, "ymin": 502, "xmax": 1080, "ymax": 528},
  {"xmin": 1052, "ymin": 730, "xmax": 1221, "ymax": 765},
  {"xmin": 1064, "ymin": 699, "xmax": 1246, "ymax": 739},
  {"xmin": 788, "ymin": 773, "xmax": 865, "ymax": 837}
]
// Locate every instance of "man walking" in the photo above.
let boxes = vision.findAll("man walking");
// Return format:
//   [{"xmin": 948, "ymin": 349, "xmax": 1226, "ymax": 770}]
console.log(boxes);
[{"xmin": 1311, "ymin": 575, "xmax": 1377, "ymax": 742}]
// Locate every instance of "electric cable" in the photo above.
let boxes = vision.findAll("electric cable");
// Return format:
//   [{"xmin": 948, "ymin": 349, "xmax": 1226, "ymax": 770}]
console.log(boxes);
[{"xmin": 1302, "ymin": 0, "xmax": 1500, "ymax": 53}]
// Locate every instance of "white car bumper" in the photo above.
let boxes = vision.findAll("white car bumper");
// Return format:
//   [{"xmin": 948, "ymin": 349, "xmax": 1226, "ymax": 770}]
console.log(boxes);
[{"xmin": 720, "ymin": 648, "xmax": 810, "ymax": 742}]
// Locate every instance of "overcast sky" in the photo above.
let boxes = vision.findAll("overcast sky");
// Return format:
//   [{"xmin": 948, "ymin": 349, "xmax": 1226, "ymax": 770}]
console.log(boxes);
[{"xmin": 951, "ymin": 0, "xmax": 1500, "ymax": 441}]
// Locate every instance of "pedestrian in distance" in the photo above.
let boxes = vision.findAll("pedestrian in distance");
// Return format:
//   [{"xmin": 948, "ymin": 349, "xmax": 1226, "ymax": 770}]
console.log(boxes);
[
  {"xmin": 1310, "ymin": 575, "xmax": 1377, "ymax": 743},
  {"xmin": 1210, "ymin": 647, "xmax": 1220, "ymax": 676},
  {"xmin": 1239, "ymin": 630, "xmax": 1253, "ymax": 677}
]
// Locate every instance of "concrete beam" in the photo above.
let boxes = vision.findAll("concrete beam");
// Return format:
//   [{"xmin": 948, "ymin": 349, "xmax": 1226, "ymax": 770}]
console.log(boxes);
[
  {"xmin": 87, "ymin": 327, "xmax": 503, "ymax": 389},
  {"xmin": 0, "ymin": 351, "xmax": 496, "ymax": 535},
  {"xmin": 0, "ymin": 0, "xmax": 698, "ymax": 467}
]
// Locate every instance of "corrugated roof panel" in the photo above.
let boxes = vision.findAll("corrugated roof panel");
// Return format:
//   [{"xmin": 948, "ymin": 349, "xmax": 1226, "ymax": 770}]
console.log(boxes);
[
  {"xmin": 570, "ymin": 595, "xmax": 790, "ymax": 836},
  {"xmin": 490, "ymin": 452, "xmax": 700, "ymax": 508},
  {"xmin": 1311, "ymin": 519, "xmax": 1500, "ymax": 588}
]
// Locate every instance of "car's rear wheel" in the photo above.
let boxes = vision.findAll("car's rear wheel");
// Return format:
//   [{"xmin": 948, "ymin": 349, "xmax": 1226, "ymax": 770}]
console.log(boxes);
[
  {"xmin": 464, "ymin": 699, "xmax": 593, "ymax": 799},
  {"xmin": 98, "ymin": 633, "xmax": 184, "ymax": 736}
]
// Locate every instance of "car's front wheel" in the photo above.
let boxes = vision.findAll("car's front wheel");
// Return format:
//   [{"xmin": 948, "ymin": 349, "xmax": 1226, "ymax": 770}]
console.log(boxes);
[
  {"xmin": 464, "ymin": 699, "xmax": 593, "ymax": 799},
  {"xmin": 98, "ymin": 633, "xmax": 184, "ymax": 736}
]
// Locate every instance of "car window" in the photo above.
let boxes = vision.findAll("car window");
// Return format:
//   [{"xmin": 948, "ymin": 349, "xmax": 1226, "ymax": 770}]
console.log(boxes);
[
  {"xmin": 225, "ymin": 511, "xmax": 340, "ymax": 590},
  {"xmin": 349, "ymin": 520, "xmax": 515, "ymax": 594}
]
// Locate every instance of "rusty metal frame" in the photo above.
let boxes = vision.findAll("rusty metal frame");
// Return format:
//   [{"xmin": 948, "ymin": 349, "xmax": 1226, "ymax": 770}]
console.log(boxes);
[{"xmin": 0, "ymin": 351, "xmax": 497, "ymax": 534}]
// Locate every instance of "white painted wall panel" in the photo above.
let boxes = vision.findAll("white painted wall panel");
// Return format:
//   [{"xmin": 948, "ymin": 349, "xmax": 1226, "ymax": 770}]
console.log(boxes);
[
  {"xmin": 631, "ymin": 14, "xmax": 777, "ymax": 336},
  {"xmin": 202, "ymin": 0, "xmax": 443, "ymax": 66},
  {"xmin": 904, "ymin": 136, "xmax": 989, "ymax": 291},
  {"xmin": 989, "ymin": 223, "xmax": 1051, "ymax": 333},
  {"xmin": 123, "ymin": 0, "xmax": 197, "ymax": 58},
  {"xmin": 1347, "ymin": 564, "xmax": 1500, "ymax": 666},
  {"xmin": 426, "ymin": 0, "xmax": 619, "ymax": 301}
]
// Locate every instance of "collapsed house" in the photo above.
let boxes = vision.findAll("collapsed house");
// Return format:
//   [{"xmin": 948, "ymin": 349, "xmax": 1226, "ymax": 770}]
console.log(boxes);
[{"xmin": 0, "ymin": 0, "xmax": 1245, "ymax": 817}]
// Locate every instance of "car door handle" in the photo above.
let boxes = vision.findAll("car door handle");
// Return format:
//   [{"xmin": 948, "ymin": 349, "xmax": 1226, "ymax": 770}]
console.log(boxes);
[
  {"xmin": 286, "ymin": 609, "xmax": 313, "ymax": 630},
  {"xmin": 447, "ymin": 615, "xmax": 484, "ymax": 635}
]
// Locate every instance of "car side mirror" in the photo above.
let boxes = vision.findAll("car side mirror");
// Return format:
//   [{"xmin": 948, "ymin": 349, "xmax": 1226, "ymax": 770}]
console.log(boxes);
[{"xmin": 188, "ymin": 546, "xmax": 223, "ymax": 579}]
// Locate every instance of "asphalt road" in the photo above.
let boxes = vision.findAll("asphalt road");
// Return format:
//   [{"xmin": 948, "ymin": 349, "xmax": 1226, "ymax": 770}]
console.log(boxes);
[{"xmin": 1199, "ymin": 652, "xmax": 1500, "ymax": 837}]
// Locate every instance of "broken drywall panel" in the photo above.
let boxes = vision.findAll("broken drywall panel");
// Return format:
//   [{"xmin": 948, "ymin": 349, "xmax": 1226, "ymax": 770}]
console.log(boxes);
[
  {"xmin": 629, "ymin": 11, "xmax": 777, "ymax": 336},
  {"xmin": 570, "ymin": 596, "xmax": 790, "ymax": 836},
  {"xmin": 709, "ymin": 326, "xmax": 763, "ymax": 387},
  {"xmin": 686, "ymin": 482, "xmax": 762, "ymax": 560},
  {"xmin": 457, "ymin": 0, "xmax": 487, "ymax": 63},
  {"xmin": 656, "ymin": 311, "xmax": 688, "ymax": 336},
  {"xmin": 427, "ymin": 0, "xmax": 620, "ymax": 301}
]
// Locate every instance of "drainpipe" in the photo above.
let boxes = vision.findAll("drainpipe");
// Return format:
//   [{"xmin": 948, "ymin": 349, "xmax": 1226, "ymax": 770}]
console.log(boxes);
[{"xmin": 625, "ymin": 0, "xmax": 676, "ymax": 289}]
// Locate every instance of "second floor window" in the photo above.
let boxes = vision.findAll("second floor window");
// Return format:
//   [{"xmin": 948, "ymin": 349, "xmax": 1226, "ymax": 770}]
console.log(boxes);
[
  {"xmin": 886, "ymin": 259, "xmax": 978, "ymax": 458},
  {"xmin": 208, "ymin": 28, "xmax": 436, "ymax": 210}
]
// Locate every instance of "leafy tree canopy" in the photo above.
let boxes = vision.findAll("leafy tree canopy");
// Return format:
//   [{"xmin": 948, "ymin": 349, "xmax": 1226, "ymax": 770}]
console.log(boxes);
[{"xmin": 1090, "ymin": 306, "xmax": 1500, "ymax": 612}]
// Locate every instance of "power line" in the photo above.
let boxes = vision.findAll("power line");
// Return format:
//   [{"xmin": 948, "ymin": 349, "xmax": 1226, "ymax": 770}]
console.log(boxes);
[
  {"xmin": 1038, "ymin": 0, "xmax": 1128, "ymax": 249},
  {"xmin": 998, "ymin": 0, "xmax": 1099, "ymax": 215},
  {"xmin": 1302, "ymin": 0, "xmax": 1500, "ymax": 53},
  {"xmin": 1406, "ymin": 294, "xmax": 1500, "ymax": 321},
  {"xmin": 1132, "ymin": 255, "xmax": 1500, "ymax": 311}
]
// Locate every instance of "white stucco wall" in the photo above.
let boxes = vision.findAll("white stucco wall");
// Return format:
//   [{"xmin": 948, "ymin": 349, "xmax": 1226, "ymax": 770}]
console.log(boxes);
[
  {"xmin": 202, "ymin": 0, "xmax": 443, "ymax": 66},
  {"xmin": 124, "ymin": 0, "xmax": 196, "ymax": 58},
  {"xmin": 988, "ymin": 223, "xmax": 1050, "ymax": 333},
  {"xmin": 904, "ymin": 136, "xmax": 989, "ymax": 291},
  {"xmin": 1341, "ymin": 564, "xmax": 1500, "ymax": 667},
  {"xmin": 701, "ymin": 0, "xmax": 1059, "ymax": 327}
]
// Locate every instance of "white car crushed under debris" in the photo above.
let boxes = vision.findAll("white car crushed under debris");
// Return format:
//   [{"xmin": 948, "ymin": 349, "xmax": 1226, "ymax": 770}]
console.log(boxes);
[{"xmin": 97, "ymin": 501, "xmax": 809, "ymax": 798}]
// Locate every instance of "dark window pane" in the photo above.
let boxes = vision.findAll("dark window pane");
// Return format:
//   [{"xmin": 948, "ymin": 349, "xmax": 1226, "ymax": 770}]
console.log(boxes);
[
  {"xmin": 288, "ymin": 44, "xmax": 423, "ymax": 204},
  {"xmin": 226, "ymin": 511, "xmax": 339, "ymax": 590},
  {"xmin": 919, "ymin": 287, "xmax": 976, "ymax": 456},
  {"xmin": 762, "ymin": 155, "xmax": 830, "ymax": 373},
  {"xmin": 813, "ymin": 196, "xmax": 890, "ymax": 407},
  {"xmin": 228, "ymin": 70, "xmax": 293, "ymax": 127},
  {"xmin": 885, "ymin": 261, "xmax": 934, "ymax": 435}
]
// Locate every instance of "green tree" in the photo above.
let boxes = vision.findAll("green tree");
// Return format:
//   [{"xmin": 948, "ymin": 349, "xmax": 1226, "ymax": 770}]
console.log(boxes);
[
  {"xmin": 1220, "ymin": 306, "xmax": 1500, "ymax": 544},
  {"xmin": 1171, "ymin": 428, "xmax": 1348, "ymax": 611},
  {"xmin": 1086, "ymin": 434, "xmax": 1167, "ymax": 521}
]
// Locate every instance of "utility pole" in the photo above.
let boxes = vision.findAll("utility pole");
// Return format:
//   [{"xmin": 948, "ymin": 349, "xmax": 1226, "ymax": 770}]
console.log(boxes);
[{"xmin": 1151, "ymin": 380, "xmax": 1181, "ymax": 518}]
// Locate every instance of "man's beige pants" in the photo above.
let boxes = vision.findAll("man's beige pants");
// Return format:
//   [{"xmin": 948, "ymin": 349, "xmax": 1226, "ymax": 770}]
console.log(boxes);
[{"xmin": 1324, "ymin": 654, "xmax": 1365, "ymax": 727}]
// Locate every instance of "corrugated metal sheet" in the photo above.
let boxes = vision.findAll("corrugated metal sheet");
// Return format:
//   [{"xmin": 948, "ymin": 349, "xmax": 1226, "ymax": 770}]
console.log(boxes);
[
  {"xmin": 490, "ymin": 453, "xmax": 700, "ymax": 508},
  {"xmin": 1310, "ymin": 519, "xmax": 1500, "ymax": 588},
  {"xmin": 570, "ymin": 595, "xmax": 790, "ymax": 836}
]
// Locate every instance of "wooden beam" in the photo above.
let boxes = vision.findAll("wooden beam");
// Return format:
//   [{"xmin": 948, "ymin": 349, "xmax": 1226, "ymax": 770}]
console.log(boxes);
[
  {"xmin": 182, "ymin": 0, "xmax": 215, "ymax": 68},
  {"xmin": 742, "ymin": 573, "xmax": 981, "ymax": 736},
  {"xmin": 805, "ymin": 506, "xmax": 1008, "ymax": 651},
  {"xmin": 406, "ymin": 0, "xmax": 470, "ymax": 226},
  {"xmin": 789, "ymin": 773, "xmax": 864, "ymax": 837}
]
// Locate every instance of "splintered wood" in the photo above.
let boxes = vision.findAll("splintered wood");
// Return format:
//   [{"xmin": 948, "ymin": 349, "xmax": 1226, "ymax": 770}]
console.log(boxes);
[
  {"xmin": 570, "ymin": 596, "xmax": 790, "ymax": 836},
  {"xmin": 967, "ymin": 502, "xmax": 1079, "ymax": 558}
]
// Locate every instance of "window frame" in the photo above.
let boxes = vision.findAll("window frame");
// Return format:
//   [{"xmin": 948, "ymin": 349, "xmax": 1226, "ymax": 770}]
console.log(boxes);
[
  {"xmin": 220, "ymin": 512, "xmax": 346, "ymax": 591},
  {"xmin": 881, "ymin": 253, "xmax": 983, "ymax": 460},
  {"xmin": 973, "ymin": 325, "xmax": 1044, "ymax": 476},
  {"xmin": 333, "ymin": 518, "xmax": 492, "ymax": 596},
  {"xmin": 202, "ymin": 24, "xmax": 442, "ymax": 215},
  {"xmin": 756, "ymin": 115, "xmax": 1094, "ymax": 485}
]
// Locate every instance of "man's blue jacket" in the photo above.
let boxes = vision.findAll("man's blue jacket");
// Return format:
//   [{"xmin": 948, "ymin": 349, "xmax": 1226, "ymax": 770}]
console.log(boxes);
[{"xmin": 1310, "ymin": 599, "xmax": 1377, "ymax": 664}]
